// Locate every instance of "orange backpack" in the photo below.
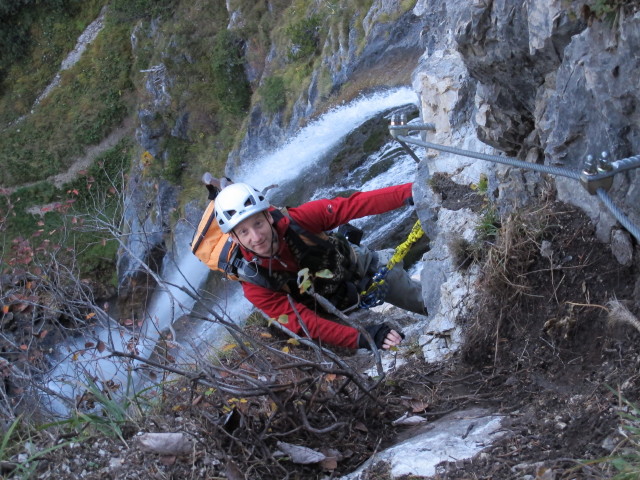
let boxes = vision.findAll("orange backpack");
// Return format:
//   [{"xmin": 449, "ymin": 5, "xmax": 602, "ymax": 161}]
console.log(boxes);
[{"xmin": 190, "ymin": 200, "xmax": 241, "ymax": 280}]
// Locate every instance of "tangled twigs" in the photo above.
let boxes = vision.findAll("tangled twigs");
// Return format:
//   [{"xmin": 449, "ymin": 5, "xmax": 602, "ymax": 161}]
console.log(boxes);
[
  {"xmin": 297, "ymin": 403, "xmax": 346, "ymax": 434},
  {"xmin": 108, "ymin": 350, "xmax": 292, "ymax": 397}
]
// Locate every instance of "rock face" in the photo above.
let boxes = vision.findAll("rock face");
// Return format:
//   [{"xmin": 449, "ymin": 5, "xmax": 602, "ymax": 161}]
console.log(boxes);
[
  {"xmin": 409, "ymin": 0, "xmax": 640, "ymax": 367},
  {"xmin": 117, "ymin": 61, "xmax": 181, "ymax": 314},
  {"xmin": 538, "ymin": 14, "xmax": 640, "ymax": 241},
  {"xmin": 452, "ymin": 0, "xmax": 640, "ymax": 242}
]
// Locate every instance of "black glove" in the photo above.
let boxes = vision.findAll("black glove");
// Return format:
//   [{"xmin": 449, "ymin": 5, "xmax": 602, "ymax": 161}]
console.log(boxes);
[
  {"xmin": 358, "ymin": 323, "xmax": 405, "ymax": 350},
  {"xmin": 203, "ymin": 174, "xmax": 233, "ymax": 200}
]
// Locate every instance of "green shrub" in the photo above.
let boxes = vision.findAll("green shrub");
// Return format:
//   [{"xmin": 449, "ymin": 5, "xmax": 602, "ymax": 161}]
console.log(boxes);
[
  {"xmin": 211, "ymin": 30, "xmax": 252, "ymax": 115},
  {"xmin": 161, "ymin": 136, "xmax": 190, "ymax": 183},
  {"xmin": 285, "ymin": 15, "xmax": 322, "ymax": 61},
  {"xmin": 260, "ymin": 76, "xmax": 286, "ymax": 113}
]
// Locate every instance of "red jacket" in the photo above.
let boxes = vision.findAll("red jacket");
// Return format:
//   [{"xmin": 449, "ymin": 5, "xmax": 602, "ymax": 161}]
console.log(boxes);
[{"xmin": 239, "ymin": 183, "xmax": 413, "ymax": 349}]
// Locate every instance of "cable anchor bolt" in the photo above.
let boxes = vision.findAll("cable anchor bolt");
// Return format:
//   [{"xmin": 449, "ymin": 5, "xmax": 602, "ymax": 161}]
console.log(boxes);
[
  {"xmin": 389, "ymin": 113, "xmax": 409, "ymax": 138},
  {"xmin": 580, "ymin": 152, "xmax": 614, "ymax": 195}
]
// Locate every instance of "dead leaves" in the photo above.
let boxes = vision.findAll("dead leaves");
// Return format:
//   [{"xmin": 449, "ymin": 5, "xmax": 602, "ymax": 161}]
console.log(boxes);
[
  {"xmin": 391, "ymin": 397, "xmax": 430, "ymax": 426},
  {"xmin": 391, "ymin": 412, "xmax": 428, "ymax": 426},
  {"xmin": 276, "ymin": 441, "xmax": 325, "ymax": 464},
  {"xmin": 2, "ymin": 294, "xmax": 38, "ymax": 314}
]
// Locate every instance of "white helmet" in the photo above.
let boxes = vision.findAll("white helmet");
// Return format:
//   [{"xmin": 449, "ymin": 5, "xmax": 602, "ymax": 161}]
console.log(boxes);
[{"xmin": 214, "ymin": 183, "xmax": 270, "ymax": 233}]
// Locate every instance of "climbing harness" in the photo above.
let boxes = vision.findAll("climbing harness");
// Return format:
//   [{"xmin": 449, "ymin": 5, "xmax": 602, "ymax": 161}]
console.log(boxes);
[
  {"xmin": 388, "ymin": 113, "xmax": 640, "ymax": 242},
  {"xmin": 359, "ymin": 219, "xmax": 424, "ymax": 309}
]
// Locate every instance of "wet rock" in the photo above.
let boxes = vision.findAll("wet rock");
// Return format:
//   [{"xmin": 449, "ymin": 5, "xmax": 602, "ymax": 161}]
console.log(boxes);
[{"xmin": 116, "ymin": 176, "xmax": 178, "ymax": 314}]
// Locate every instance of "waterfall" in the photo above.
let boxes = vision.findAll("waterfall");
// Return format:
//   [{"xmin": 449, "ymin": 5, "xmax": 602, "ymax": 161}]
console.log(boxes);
[
  {"xmin": 237, "ymin": 88, "xmax": 418, "ymax": 189},
  {"xmin": 44, "ymin": 86, "xmax": 421, "ymax": 415}
]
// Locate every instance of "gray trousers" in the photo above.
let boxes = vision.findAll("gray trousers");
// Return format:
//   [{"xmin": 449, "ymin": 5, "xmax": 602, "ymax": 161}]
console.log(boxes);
[{"xmin": 353, "ymin": 244, "xmax": 427, "ymax": 315}]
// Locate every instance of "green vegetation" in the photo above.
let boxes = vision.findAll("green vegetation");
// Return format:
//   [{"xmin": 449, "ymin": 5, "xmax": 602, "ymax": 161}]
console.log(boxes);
[
  {"xmin": 260, "ymin": 75, "xmax": 286, "ymax": 113},
  {"xmin": 161, "ymin": 136, "xmax": 190, "ymax": 183},
  {"xmin": 0, "ymin": 415, "xmax": 69, "ymax": 478},
  {"xmin": 585, "ymin": 392, "xmax": 640, "ymax": 479},
  {"xmin": 0, "ymin": 1, "xmax": 104, "ymax": 119},
  {"xmin": 1, "ymin": 140, "xmax": 131, "ymax": 282},
  {"xmin": 472, "ymin": 173, "xmax": 500, "ymax": 241},
  {"xmin": 211, "ymin": 29, "xmax": 252, "ymax": 115},
  {"xmin": 476, "ymin": 206, "xmax": 501, "ymax": 240},
  {"xmin": 588, "ymin": 0, "xmax": 640, "ymax": 18},
  {"xmin": 110, "ymin": 0, "xmax": 176, "ymax": 21},
  {"xmin": 46, "ymin": 374, "xmax": 153, "ymax": 445},
  {"xmin": 285, "ymin": 15, "xmax": 322, "ymax": 61},
  {"xmin": 572, "ymin": 0, "xmax": 640, "ymax": 27},
  {"xmin": 0, "ymin": 12, "xmax": 134, "ymax": 187}
]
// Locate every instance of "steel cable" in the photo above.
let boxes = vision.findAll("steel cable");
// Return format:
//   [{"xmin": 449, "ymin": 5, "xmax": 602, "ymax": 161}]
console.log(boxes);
[
  {"xmin": 596, "ymin": 188, "xmax": 640, "ymax": 242},
  {"xmin": 395, "ymin": 133, "xmax": 640, "ymax": 242},
  {"xmin": 396, "ymin": 135, "xmax": 582, "ymax": 180},
  {"xmin": 612, "ymin": 154, "xmax": 640, "ymax": 173}
]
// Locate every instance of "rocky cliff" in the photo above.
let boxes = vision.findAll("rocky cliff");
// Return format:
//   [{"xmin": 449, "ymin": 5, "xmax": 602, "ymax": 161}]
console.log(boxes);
[{"xmin": 405, "ymin": 0, "xmax": 640, "ymax": 364}]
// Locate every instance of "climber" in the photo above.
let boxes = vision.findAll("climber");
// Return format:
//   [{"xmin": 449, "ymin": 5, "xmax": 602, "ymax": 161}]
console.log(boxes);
[{"xmin": 213, "ymin": 182, "xmax": 427, "ymax": 351}]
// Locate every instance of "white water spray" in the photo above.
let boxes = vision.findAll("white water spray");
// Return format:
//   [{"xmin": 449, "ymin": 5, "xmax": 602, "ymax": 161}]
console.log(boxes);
[{"xmin": 239, "ymin": 88, "xmax": 418, "ymax": 189}]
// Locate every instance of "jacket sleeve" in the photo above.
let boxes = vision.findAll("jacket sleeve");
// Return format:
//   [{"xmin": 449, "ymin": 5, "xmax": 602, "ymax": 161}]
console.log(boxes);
[
  {"xmin": 287, "ymin": 183, "xmax": 413, "ymax": 232},
  {"xmin": 241, "ymin": 281, "xmax": 359, "ymax": 349}
]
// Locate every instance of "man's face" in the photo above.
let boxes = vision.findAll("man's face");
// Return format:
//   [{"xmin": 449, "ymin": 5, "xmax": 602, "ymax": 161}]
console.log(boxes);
[{"xmin": 232, "ymin": 211, "xmax": 276, "ymax": 257}]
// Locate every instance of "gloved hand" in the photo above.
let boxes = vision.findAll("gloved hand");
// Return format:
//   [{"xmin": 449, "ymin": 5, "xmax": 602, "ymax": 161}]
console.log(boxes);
[
  {"xmin": 358, "ymin": 323, "xmax": 405, "ymax": 350},
  {"xmin": 203, "ymin": 173, "xmax": 233, "ymax": 200}
]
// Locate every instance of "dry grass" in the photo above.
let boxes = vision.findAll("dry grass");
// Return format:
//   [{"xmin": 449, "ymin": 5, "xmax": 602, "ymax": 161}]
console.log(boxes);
[{"xmin": 461, "ymin": 204, "xmax": 554, "ymax": 365}]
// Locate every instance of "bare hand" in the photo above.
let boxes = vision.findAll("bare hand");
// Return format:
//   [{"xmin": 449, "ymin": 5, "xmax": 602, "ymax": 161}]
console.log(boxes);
[{"xmin": 382, "ymin": 329, "xmax": 403, "ymax": 349}]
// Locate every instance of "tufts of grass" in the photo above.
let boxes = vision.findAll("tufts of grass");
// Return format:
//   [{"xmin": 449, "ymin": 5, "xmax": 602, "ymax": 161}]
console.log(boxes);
[
  {"xmin": 260, "ymin": 76, "xmax": 287, "ymax": 113},
  {"xmin": 0, "ymin": 415, "xmax": 70, "ymax": 478},
  {"xmin": 285, "ymin": 15, "xmax": 322, "ymax": 62},
  {"xmin": 43, "ymin": 371, "xmax": 155, "ymax": 447},
  {"xmin": 460, "ymin": 204, "xmax": 553, "ymax": 365}
]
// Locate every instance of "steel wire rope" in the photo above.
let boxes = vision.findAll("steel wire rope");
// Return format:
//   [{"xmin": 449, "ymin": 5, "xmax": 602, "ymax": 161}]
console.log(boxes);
[
  {"xmin": 596, "ymin": 188, "xmax": 640, "ymax": 242},
  {"xmin": 395, "ymin": 134, "xmax": 582, "ymax": 180},
  {"xmin": 393, "ymin": 131, "xmax": 640, "ymax": 242},
  {"xmin": 612, "ymin": 154, "xmax": 640, "ymax": 173}
]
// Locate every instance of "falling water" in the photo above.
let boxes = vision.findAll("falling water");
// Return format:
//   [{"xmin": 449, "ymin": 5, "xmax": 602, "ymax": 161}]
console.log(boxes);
[{"xmin": 237, "ymin": 88, "xmax": 418, "ymax": 189}]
